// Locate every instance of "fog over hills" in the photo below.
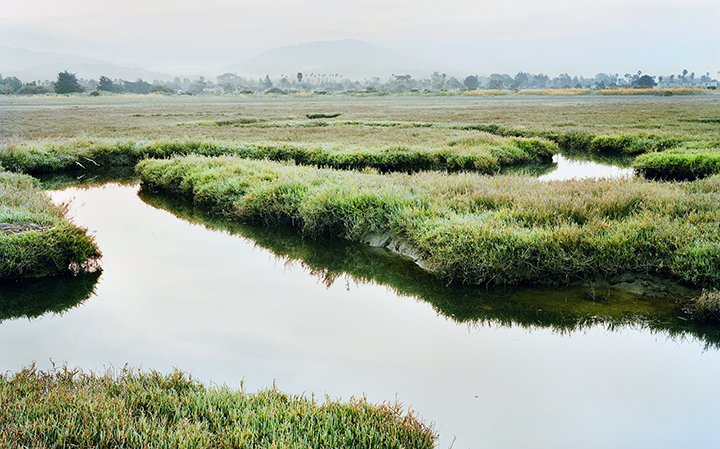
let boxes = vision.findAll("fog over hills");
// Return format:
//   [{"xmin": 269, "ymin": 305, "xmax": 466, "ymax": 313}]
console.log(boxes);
[
  {"xmin": 1, "ymin": 40, "xmax": 459, "ymax": 82},
  {"xmin": 0, "ymin": 45, "xmax": 172, "ymax": 81},
  {"xmin": 224, "ymin": 39, "xmax": 452, "ymax": 79}
]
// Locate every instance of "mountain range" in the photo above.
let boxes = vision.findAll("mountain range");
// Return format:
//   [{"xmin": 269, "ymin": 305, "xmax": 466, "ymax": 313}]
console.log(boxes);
[
  {"xmin": 223, "ymin": 39, "xmax": 444, "ymax": 79},
  {"xmin": 0, "ymin": 45, "xmax": 172, "ymax": 81},
  {"xmin": 1, "ymin": 40, "xmax": 453, "ymax": 82}
]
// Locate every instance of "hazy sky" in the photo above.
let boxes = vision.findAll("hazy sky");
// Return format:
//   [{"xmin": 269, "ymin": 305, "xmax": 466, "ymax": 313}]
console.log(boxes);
[{"xmin": 1, "ymin": 0, "xmax": 718, "ymax": 76}]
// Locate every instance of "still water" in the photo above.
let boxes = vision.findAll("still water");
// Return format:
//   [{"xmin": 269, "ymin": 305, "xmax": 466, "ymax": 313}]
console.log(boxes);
[
  {"xmin": 1, "ymin": 182, "xmax": 719, "ymax": 449},
  {"xmin": 540, "ymin": 154, "xmax": 634, "ymax": 181}
]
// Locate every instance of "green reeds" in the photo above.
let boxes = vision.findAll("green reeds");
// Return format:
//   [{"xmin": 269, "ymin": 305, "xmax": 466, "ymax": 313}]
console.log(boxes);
[
  {"xmin": 136, "ymin": 156, "xmax": 720, "ymax": 288},
  {"xmin": 0, "ymin": 366, "xmax": 435, "ymax": 449},
  {"xmin": 0, "ymin": 171, "xmax": 100, "ymax": 280}
]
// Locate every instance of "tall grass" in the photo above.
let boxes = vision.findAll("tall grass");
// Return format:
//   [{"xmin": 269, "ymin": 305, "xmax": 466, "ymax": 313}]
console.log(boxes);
[
  {"xmin": 142, "ymin": 189, "xmax": 720, "ymax": 343},
  {"xmin": 557, "ymin": 131, "xmax": 680, "ymax": 156},
  {"xmin": 0, "ymin": 137, "xmax": 556, "ymax": 174},
  {"xmin": 0, "ymin": 171, "xmax": 100, "ymax": 279},
  {"xmin": 137, "ymin": 156, "xmax": 720, "ymax": 288},
  {"xmin": 0, "ymin": 365, "xmax": 435, "ymax": 449},
  {"xmin": 634, "ymin": 150, "xmax": 720, "ymax": 180}
]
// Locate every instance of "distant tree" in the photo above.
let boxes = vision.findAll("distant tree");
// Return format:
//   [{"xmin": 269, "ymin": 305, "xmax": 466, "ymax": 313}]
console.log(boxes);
[
  {"xmin": 263, "ymin": 75, "xmax": 273, "ymax": 89},
  {"xmin": 430, "ymin": 72, "xmax": 447, "ymax": 90},
  {"xmin": 0, "ymin": 75, "xmax": 23, "ymax": 94},
  {"xmin": 534, "ymin": 73, "xmax": 550, "ymax": 88},
  {"xmin": 632, "ymin": 75, "xmax": 657, "ymax": 88},
  {"xmin": 279, "ymin": 75, "xmax": 290, "ymax": 88},
  {"xmin": 488, "ymin": 73, "xmax": 513, "ymax": 89},
  {"xmin": 217, "ymin": 72, "xmax": 243, "ymax": 93},
  {"xmin": 187, "ymin": 77, "xmax": 208, "ymax": 95},
  {"xmin": 445, "ymin": 77, "xmax": 463, "ymax": 90},
  {"xmin": 97, "ymin": 76, "xmax": 119, "ymax": 92},
  {"xmin": 16, "ymin": 82, "xmax": 52, "ymax": 95},
  {"xmin": 122, "ymin": 78, "xmax": 153, "ymax": 94},
  {"xmin": 513, "ymin": 72, "xmax": 532, "ymax": 89},
  {"xmin": 297, "ymin": 72, "xmax": 303, "ymax": 84},
  {"xmin": 54, "ymin": 71, "xmax": 84, "ymax": 94},
  {"xmin": 463, "ymin": 75, "xmax": 479, "ymax": 90}
]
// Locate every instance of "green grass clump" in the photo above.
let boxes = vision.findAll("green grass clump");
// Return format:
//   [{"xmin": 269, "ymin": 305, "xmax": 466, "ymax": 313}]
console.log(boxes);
[
  {"xmin": 683, "ymin": 290, "xmax": 720, "ymax": 323},
  {"xmin": 0, "ymin": 137, "xmax": 556, "ymax": 175},
  {"xmin": 0, "ymin": 171, "xmax": 101, "ymax": 279},
  {"xmin": 0, "ymin": 366, "xmax": 435, "ymax": 449},
  {"xmin": 306, "ymin": 112, "xmax": 341, "ymax": 119},
  {"xmin": 634, "ymin": 149, "xmax": 720, "ymax": 180},
  {"xmin": 556, "ymin": 131, "xmax": 679, "ymax": 156},
  {"xmin": 137, "ymin": 156, "xmax": 720, "ymax": 288},
  {"xmin": 454, "ymin": 126, "xmax": 680, "ymax": 158}
]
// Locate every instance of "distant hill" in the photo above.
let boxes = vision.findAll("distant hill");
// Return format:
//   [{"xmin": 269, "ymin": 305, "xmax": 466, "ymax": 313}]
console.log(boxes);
[
  {"xmin": 223, "ymin": 39, "xmax": 441, "ymax": 80},
  {"xmin": 0, "ymin": 45, "xmax": 172, "ymax": 81}
]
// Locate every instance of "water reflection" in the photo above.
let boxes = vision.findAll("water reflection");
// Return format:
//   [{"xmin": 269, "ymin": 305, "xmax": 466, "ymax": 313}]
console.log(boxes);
[
  {"xmin": 2, "ymin": 183, "xmax": 719, "ymax": 449},
  {"xmin": 540, "ymin": 154, "xmax": 634, "ymax": 181},
  {"xmin": 0, "ymin": 272, "xmax": 100, "ymax": 322},
  {"xmin": 139, "ymin": 189, "xmax": 720, "ymax": 349}
]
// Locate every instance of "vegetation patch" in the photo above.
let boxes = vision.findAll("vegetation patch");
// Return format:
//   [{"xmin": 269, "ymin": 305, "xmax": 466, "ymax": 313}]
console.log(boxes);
[
  {"xmin": 557, "ymin": 131, "xmax": 680, "ymax": 156},
  {"xmin": 306, "ymin": 112, "xmax": 341, "ymax": 119},
  {"xmin": 0, "ymin": 171, "xmax": 100, "ymax": 280},
  {"xmin": 634, "ymin": 149, "xmax": 720, "ymax": 180},
  {"xmin": 0, "ymin": 138, "xmax": 556, "ymax": 175},
  {"xmin": 682, "ymin": 290, "xmax": 720, "ymax": 323},
  {"xmin": 142, "ymin": 190, "xmax": 720, "ymax": 347},
  {"xmin": 137, "ymin": 156, "xmax": 720, "ymax": 288},
  {"xmin": 0, "ymin": 366, "xmax": 435, "ymax": 449}
]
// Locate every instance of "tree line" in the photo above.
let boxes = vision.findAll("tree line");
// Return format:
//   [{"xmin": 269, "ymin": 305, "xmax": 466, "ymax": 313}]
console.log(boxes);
[{"xmin": 0, "ymin": 69, "xmax": 717, "ymax": 95}]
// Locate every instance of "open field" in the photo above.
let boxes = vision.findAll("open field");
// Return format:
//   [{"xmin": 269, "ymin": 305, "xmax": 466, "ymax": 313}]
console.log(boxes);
[
  {"xmin": 2, "ymin": 94, "xmax": 719, "ymax": 179},
  {"xmin": 0, "ymin": 366, "xmax": 434, "ymax": 448},
  {"xmin": 2, "ymin": 94, "xmax": 720, "ymax": 145}
]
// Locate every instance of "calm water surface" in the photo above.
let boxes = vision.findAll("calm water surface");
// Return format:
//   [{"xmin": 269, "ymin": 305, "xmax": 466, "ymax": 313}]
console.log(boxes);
[
  {"xmin": 540, "ymin": 154, "xmax": 634, "ymax": 181},
  {"xmin": 1, "ymin": 182, "xmax": 719, "ymax": 449}
]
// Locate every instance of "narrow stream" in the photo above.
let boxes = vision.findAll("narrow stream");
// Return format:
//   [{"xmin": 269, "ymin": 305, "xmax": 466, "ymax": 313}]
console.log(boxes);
[
  {"xmin": 540, "ymin": 154, "xmax": 634, "ymax": 181},
  {"xmin": 1, "ymin": 182, "xmax": 719, "ymax": 449}
]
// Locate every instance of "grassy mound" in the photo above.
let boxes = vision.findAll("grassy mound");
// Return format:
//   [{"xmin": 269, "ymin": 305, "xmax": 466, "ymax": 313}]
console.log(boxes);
[
  {"xmin": 0, "ymin": 138, "xmax": 555, "ymax": 175},
  {"xmin": 553, "ymin": 131, "xmax": 679, "ymax": 156},
  {"xmin": 634, "ymin": 149, "xmax": 720, "ymax": 180},
  {"xmin": 0, "ymin": 171, "xmax": 100, "ymax": 280},
  {"xmin": 306, "ymin": 112, "xmax": 341, "ymax": 119},
  {"xmin": 0, "ymin": 366, "xmax": 435, "ymax": 449},
  {"xmin": 137, "ymin": 156, "xmax": 720, "ymax": 288}
]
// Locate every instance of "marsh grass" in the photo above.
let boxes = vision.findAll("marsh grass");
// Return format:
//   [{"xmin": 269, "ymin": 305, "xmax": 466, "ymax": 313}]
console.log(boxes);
[
  {"xmin": 0, "ymin": 365, "xmax": 435, "ymax": 449},
  {"xmin": 141, "ymin": 189, "xmax": 720, "ymax": 347},
  {"xmin": 634, "ymin": 150, "xmax": 720, "ymax": 180},
  {"xmin": 306, "ymin": 112, "xmax": 341, "ymax": 119},
  {"xmin": 556, "ymin": 131, "xmax": 681, "ymax": 156},
  {"xmin": 136, "ymin": 156, "xmax": 720, "ymax": 288},
  {"xmin": 683, "ymin": 290, "xmax": 720, "ymax": 323},
  {"xmin": 0, "ymin": 171, "xmax": 100, "ymax": 279},
  {"xmin": 0, "ymin": 137, "xmax": 556, "ymax": 175},
  {"xmin": 462, "ymin": 88, "xmax": 712, "ymax": 96}
]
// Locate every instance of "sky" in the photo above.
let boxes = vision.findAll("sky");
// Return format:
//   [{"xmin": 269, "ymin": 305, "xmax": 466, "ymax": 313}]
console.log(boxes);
[{"xmin": 1, "ymin": 0, "xmax": 718, "ymax": 76}]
